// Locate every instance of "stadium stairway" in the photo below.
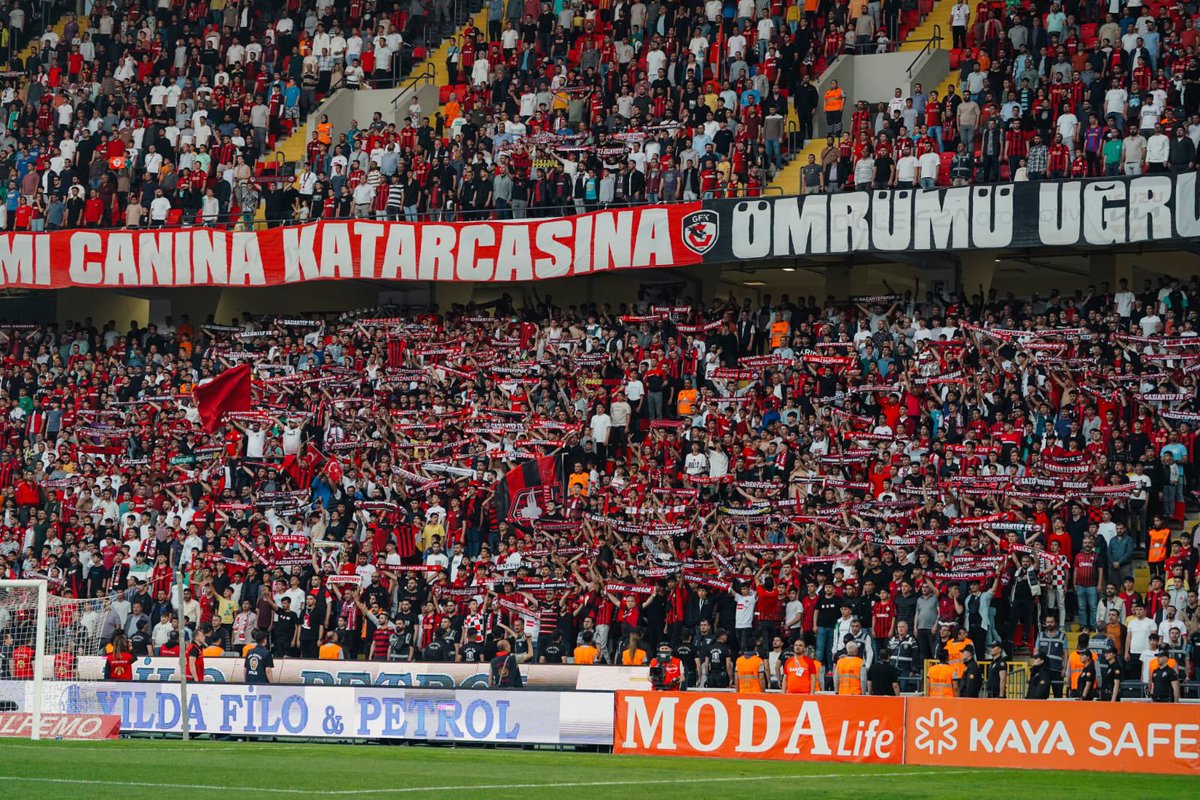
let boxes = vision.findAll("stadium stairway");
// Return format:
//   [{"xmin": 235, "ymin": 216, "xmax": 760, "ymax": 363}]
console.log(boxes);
[
  {"xmin": 899, "ymin": 0, "xmax": 956, "ymax": 53},
  {"xmin": 254, "ymin": 4, "xmax": 489, "ymax": 226},
  {"xmin": 259, "ymin": 3, "xmax": 487, "ymax": 173},
  {"xmin": 768, "ymin": 0, "xmax": 955, "ymax": 196},
  {"xmin": 12, "ymin": 14, "xmax": 88, "ymax": 70}
]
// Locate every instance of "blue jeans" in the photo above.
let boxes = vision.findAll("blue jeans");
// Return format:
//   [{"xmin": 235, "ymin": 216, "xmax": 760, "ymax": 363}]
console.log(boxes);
[
  {"xmin": 927, "ymin": 125, "xmax": 943, "ymax": 150},
  {"xmin": 765, "ymin": 139, "xmax": 782, "ymax": 170},
  {"xmin": 1075, "ymin": 585, "xmax": 1098, "ymax": 630},
  {"xmin": 816, "ymin": 626, "xmax": 834, "ymax": 669}
]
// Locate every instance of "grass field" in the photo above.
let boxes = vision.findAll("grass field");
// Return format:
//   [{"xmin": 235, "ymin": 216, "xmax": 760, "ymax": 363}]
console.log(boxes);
[{"xmin": 0, "ymin": 739, "xmax": 1192, "ymax": 799}]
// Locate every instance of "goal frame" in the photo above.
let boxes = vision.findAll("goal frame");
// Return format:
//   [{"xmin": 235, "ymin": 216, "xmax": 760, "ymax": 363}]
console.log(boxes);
[{"xmin": 0, "ymin": 580, "xmax": 49, "ymax": 740}]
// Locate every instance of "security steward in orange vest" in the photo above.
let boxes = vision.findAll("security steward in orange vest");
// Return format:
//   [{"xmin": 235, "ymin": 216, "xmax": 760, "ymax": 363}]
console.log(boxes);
[
  {"xmin": 1067, "ymin": 634, "xmax": 1099, "ymax": 700},
  {"xmin": 835, "ymin": 640, "xmax": 865, "ymax": 695},
  {"xmin": 649, "ymin": 643, "xmax": 685, "ymax": 691},
  {"xmin": 1147, "ymin": 520, "xmax": 1171, "ymax": 579},
  {"xmin": 927, "ymin": 651, "xmax": 958, "ymax": 697},
  {"xmin": 735, "ymin": 648, "xmax": 768, "ymax": 693}
]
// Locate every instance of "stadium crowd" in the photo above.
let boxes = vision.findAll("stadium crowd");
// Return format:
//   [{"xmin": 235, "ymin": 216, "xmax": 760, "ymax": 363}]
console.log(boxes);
[
  {"xmin": 11, "ymin": 0, "xmax": 1200, "ymax": 227},
  {"xmin": 0, "ymin": 276, "xmax": 1198, "ymax": 702}
]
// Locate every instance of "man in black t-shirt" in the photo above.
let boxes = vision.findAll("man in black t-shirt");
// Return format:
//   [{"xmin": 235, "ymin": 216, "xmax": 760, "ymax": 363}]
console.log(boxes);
[
  {"xmin": 867, "ymin": 647, "xmax": 899, "ymax": 695},
  {"xmin": 539, "ymin": 632, "xmax": 566, "ymax": 664},
  {"xmin": 244, "ymin": 630, "xmax": 274, "ymax": 684},
  {"xmin": 273, "ymin": 597, "xmax": 299, "ymax": 657},
  {"xmin": 423, "ymin": 637, "xmax": 449, "ymax": 662},
  {"xmin": 674, "ymin": 630, "xmax": 698, "ymax": 688},
  {"xmin": 130, "ymin": 619, "xmax": 152, "ymax": 658}
]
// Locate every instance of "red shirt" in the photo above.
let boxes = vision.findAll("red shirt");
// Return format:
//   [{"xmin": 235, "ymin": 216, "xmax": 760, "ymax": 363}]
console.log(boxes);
[{"xmin": 106, "ymin": 651, "xmax": 134, "ymax": 680}]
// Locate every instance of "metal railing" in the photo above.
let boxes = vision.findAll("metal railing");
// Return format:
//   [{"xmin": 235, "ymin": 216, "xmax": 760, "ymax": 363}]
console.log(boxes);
[
  {"xmin": 921, "ymin": 658, "xmax": 1029, "ymax": 698},
  {"xmin": 391, "ymin": 63, "xmax": 437, "ymax": 109},
  {"xmin": 906, "ymin": 25, "xmax": 944, "ymax": 78},
  {"xmin": 15, "ymin": 188, "xmax": 787, "ymax": 234}
]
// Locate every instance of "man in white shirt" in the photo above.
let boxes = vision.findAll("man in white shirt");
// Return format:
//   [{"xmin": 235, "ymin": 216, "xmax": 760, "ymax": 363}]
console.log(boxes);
[
  {"xmin": 918, "ymin": 149, "xmax": 941, "ymax": 189},
  {"xmin": 895, "ymin": 151, "xmax": 919, "ymax": 188},
  {"xmin": 589, "ymin": 406, "xmax": 612, "ymax": 460},
  {"xmin": 149, "ymin": 189, "xmax": 172, "ymax": 225},
  {"xmin": 1113, "ymin": 279, "xmax": 1136, "ymax": 319},
  {"xmin": 1145, "ymin": 123, "xmax": 1170, "ymax": 171}
]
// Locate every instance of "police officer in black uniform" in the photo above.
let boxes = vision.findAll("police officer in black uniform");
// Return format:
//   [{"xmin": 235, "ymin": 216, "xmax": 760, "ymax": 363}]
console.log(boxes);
[
  {"xmin": 985, "ymin": 642, "xmax": 1008, "ymax": 698},
  {"xmin": 1149, "ymin": 649, "xmax": 1181, "ymax": 703},
  {"xmin": 957, "ymin": 645, "xmax": 982, "ymax": 697},
  {"xmin": 1026, "ymin": 651, "xmax": 1052, "ymax": 699}
]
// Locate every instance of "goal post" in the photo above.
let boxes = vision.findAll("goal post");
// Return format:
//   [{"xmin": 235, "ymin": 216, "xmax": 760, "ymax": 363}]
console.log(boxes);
[
  {"xmin": 0, "ymin": 580, "xmax": 116, "ymax": 740},
  {"xmin": 0, "ymin": 580, "xmax": 49, "ymax": 740}
]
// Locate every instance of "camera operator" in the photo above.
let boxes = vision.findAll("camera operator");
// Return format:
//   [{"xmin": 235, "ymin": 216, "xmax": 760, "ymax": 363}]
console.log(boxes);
[{"xmin": 649, "ymin": 643, "xmax": 685, "ymax": 691}]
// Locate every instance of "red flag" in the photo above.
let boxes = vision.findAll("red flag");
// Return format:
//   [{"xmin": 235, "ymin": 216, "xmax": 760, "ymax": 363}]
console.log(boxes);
[
  {"xmin": 325, "ymin": 456, "xmax": 344, "ymax": 485},
  {"xmin": 194, "ymin": 364, "xmax": 252, "ymax": 432},
  {"xmin": 282, "ymin": 442, "xmax": 324, "ymax": 488}
]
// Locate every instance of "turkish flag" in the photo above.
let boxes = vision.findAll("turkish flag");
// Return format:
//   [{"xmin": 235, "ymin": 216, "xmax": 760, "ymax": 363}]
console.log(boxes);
[
  {"xmin": 325, "ymin": 456, "xmax": 344, "ymax": 484},
  {"xmin": 194, "ymin": 364, "xmax": 252, "ymax": 432}
]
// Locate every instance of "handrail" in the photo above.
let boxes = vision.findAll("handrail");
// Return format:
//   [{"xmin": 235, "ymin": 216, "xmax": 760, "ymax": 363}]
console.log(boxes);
[
  {"xmin": 392, "ymin": 63, "xmax": 437, "ymax": 109},
  {"xmin": 906, "ymin": 25, "xmax": 944, "ymax": 78},
  {"xmin": 48, "ymin": 191, "xmax": 790, "ymax": 235}
]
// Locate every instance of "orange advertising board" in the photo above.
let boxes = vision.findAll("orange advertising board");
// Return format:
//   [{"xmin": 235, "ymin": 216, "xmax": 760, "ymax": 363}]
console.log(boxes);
[
  {"xmin": 905, "ymin": 697, "xmax": 1200, "ymax": 775},
  {"xmin": 613, "ymin": 691, "xmax": 904, "ymax": 763}
]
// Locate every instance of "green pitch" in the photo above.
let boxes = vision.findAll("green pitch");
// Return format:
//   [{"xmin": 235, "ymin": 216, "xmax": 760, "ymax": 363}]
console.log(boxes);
[{"xmin": 0, "ymin": 739, "xmax": 1191, "ymax": 799}]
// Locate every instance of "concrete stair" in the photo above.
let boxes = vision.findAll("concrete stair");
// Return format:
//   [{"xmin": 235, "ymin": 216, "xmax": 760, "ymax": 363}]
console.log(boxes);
[
  {"xmin": 765, "ymin": 0, "xmax": 956, "ymax": 196},
  {"xmin": 12, "ymin": 14, "xmax": 88, "ymax": 68},
  {"xmin": 263, "ymin": 4, "xmax": 486, "ymax": 171},
  {"xmin": 899, "ymin": 0, "xmax": 955, "ymax": 53}
]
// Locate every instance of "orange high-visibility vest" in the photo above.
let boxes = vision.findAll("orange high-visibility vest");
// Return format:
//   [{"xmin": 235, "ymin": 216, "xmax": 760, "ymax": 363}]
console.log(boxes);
[
  {"xmin": 928, "ymin": 663, "xmax": 957, "ymax": 697},
  {"xmin": 736, "ymin": 655, "xmax": 764, "ymax": 693},
  {"xmin": 1148, "ymin": 527, "xmax": 1170, "ymax": 563},
  {"xmin": 946, "ymin": 637, "xmax": 973, "ymax": 677},
  {"xmin": 1067, "ymin": 651, "xmax": 1098, "ymax": 691},
  {"xmin": 836, "ymin": 656, "xmax": 863, "ymax": 695}
]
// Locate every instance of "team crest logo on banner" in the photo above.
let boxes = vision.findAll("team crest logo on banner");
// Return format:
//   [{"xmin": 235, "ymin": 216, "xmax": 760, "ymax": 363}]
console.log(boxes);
[{"xmin": 681, "ymin": 209, "xmax": 720, "ymax": 255}]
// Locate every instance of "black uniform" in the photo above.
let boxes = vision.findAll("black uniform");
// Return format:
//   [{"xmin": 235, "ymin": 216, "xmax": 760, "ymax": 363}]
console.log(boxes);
[
  {"xmin": 540, "ymin": 641, "xmax": 566, "ymax": 664},
  {"xmin": 244, "ymin": 645, "xmax": 274, "ymax": 684},
  {"xmin": 674, "ymin": 642, "xmax": 697, "ymax": 687},
  {"xmin": 1026, "ymin": 664, "xmax": 1052, "ymax": 699},
  {"xmin": 958, "ymin": 660, "xmax": 983, "ymax": 698},
  {"xmin": 704, "ymin": 642, "xmax": 731, "ymax": 688},
  {"xmin": 1150, "ymin": 663, "xmax": 1179, "ymax": 702},
  {"xmin": 1074, "ymin": 660, "xmax": 1097, "ymax": 700},
  {"xmin": 985, "ymin": 656, "xmax": 1008, "ymax": 698}
]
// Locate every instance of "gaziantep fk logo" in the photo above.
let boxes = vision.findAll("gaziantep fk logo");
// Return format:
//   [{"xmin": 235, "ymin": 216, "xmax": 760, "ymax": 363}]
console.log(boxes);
[{"xmin": 681, "ymin": 210, "xmax": 720, "ymax": 255}]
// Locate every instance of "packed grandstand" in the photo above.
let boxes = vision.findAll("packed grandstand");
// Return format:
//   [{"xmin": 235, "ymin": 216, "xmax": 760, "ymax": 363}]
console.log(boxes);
[
  {"xmin": 1, "ymin": 0, "xmax": 1199, "ymax": 229},
  {"xmin": 0, "ymin": 282, "xmax": 1197, "ymax": 702},
  {"xmin": 0, "ymin": 0, "xmax": 1196, "ymax": 713}
]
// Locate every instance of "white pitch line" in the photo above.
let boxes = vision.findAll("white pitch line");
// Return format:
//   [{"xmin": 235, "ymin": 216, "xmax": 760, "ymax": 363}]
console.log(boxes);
[{"xmin": 0, "ymin": 770, "xmax": 975, "ymax": 795}]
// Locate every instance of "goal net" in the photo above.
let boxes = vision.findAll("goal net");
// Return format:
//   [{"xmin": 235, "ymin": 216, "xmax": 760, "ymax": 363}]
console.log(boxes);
[{"xmin": 0, "ymin": 581, "xmax": 115, "ymax": 738}]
